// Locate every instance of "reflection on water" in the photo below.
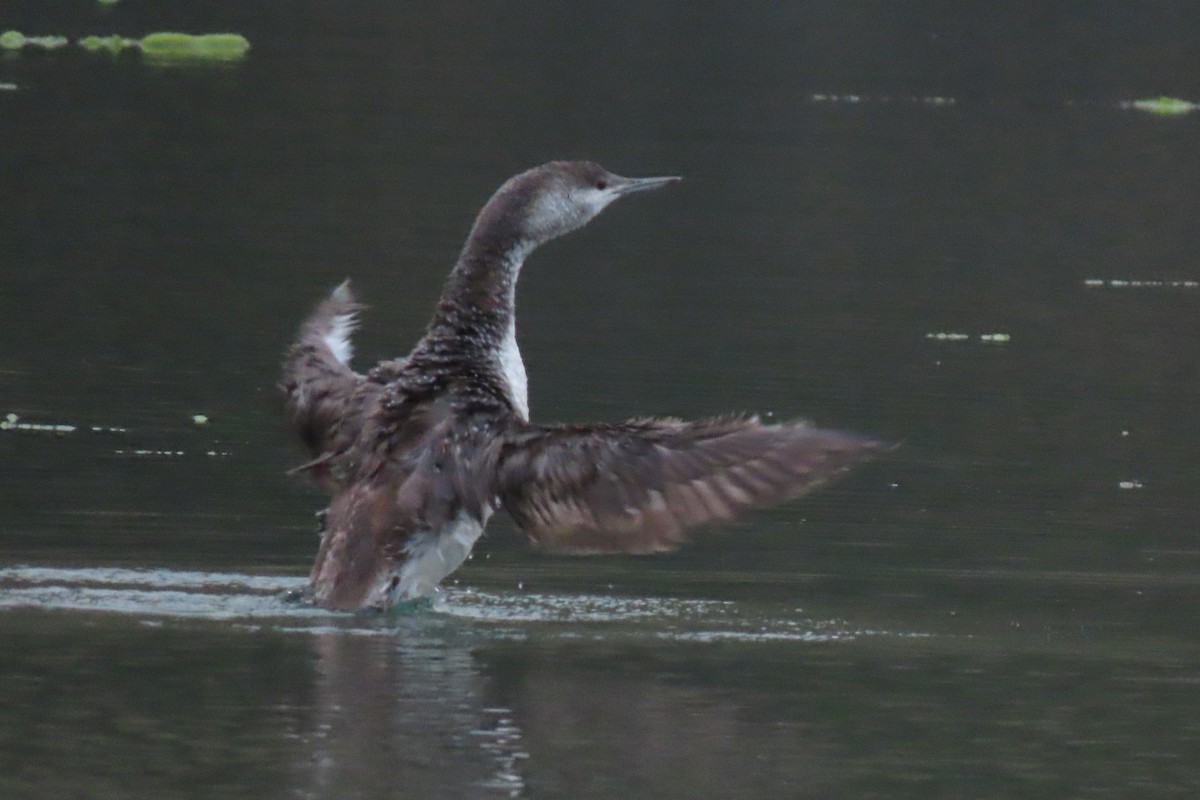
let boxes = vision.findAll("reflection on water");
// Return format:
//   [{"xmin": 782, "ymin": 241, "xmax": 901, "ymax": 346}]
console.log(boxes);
[
  {"xmin": 0, "ymin": 565, "xmax": 922, "ymax": 800},
  {"xmin": 297, "ymin": 629, "xmax": 528, "ymax": 800},
  {"xmin": 1, "ymin": 566, "xmax": 1197, "ymax": 799}
]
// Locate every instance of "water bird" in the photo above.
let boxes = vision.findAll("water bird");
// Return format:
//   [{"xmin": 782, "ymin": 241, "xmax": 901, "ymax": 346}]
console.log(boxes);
[{"xmin": 281, "ymin": 161, "xmax": 886, "ymax": 611}]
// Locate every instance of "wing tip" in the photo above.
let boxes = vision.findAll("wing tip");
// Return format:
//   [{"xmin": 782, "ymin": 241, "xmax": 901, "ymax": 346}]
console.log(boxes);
[{"xmin": 291, "ymin": 279, "xmax": 368, "ymax": 366}]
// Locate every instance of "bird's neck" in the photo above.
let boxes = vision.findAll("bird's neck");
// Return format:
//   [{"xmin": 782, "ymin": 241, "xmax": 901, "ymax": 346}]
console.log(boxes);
[
  {"xmin": 415, "ymin": 198, "xmax": 535, "ymax": 419},
  {"xmin": 427, "ymin": 209, "xmax": 533, "ymax": 347}
]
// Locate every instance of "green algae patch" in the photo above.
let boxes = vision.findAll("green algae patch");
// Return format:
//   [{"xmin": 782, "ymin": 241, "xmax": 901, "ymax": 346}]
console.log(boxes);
[
  {"xmin": 0, "ymin": 32, "xmax": 69, "ymax": 50},
  {"xmin": 29, "ymin": 35, "xmax": 71, "ymax": 50},
  {"xmin": 1120, "ymin": 96, "xmax": 1198, "ymax": 115},
  {"xmin": 4, "ymin": 30, "xmax": 250, "ymax": 62},
  {"xmin": 138, "ymin": 32, "xmax": 250, "ymax": 62},
  {"xmin": 79, "ymin": 34, "xmax": 138, "ymax": 55}
]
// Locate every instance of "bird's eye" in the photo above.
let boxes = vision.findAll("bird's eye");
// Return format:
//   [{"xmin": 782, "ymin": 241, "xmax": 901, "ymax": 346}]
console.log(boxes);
[{"xmin": 595, "ymin": 180, "xmax": 608, "ymax": 190}]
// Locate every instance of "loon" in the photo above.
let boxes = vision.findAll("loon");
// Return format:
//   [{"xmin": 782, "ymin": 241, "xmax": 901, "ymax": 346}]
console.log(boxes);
[{"xmin": 281, "ymin": 160, "xmax": 885, "ymax": 611}]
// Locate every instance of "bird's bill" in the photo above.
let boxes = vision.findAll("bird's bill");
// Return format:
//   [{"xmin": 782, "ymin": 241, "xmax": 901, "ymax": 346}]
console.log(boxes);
[{"xmin": 611, "ymin": 174, "xmax": 682, "ymax": 195}]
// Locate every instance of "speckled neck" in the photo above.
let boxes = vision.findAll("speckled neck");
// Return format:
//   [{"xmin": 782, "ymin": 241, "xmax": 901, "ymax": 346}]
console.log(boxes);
[
  {"xmin": 423, "ymin": 189, "xmax": 534, "ymax": 356},
  {"xmin": 404, "ymin": 182, "xmax": 537, "ymax": 418}
]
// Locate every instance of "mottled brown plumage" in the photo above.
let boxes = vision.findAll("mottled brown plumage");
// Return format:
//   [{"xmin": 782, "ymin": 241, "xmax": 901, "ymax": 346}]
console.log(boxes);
[
  {"xmin": 281, "ymin": 161, "xmax": 887, "ymax": 611},
  {"xmin": 497, "ymin": 416, "xmax": 881, "ymax": 554}
]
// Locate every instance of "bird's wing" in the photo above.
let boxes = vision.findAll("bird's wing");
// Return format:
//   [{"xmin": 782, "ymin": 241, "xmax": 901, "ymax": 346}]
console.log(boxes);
[
  {"xmin": 496, "ymin": 416, "xmax": 887, "ymax": 554},
  {"xmin": 305, "ymin": 412, "xmax": 493, "ymax": 610},
  {"xmin": 281, "ymin": 281, "xmax": 382, "ymax": 469},
  {"xmin": 308, "ymin": 478, "xmax": 419, "ymax": 610},
  {"xmin": 309, "ymin": 455, "xmax": 462, "ymax": 611}
]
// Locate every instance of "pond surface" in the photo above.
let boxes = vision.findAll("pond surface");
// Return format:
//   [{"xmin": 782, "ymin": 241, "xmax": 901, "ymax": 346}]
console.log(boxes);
[{"xmin": 2, "ymin": 2, "xmax": 1199, "ymax": 798}]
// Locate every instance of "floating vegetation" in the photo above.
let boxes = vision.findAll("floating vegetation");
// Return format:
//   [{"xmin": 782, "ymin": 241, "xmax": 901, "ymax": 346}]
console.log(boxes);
[
  {"xmin": 0, "ymin": 31, "xmax": 70, "ymax": 51},
  {"xmin": 3, "ymin": 30, "xmax": 250, "ymax": 61},
  {"xmin": 925, "ymin": 332, "xmax": 1011, "ymax": 344},
  {"xmin": 31, "ymin": 35, "xmax": 69, "ymax": 50},
  {"xmin": 811, "ymin": 93, "xmax": 957, "ymax": 107},
  {"xmin": 78, "ymin": 35, "xmax": 137, "ymax": 55},
  {"xmin": 139, "ymin": 32, "xmax": 251, "ymax": 62},
  {"xmin": 1084, "ymin": 278, "xmax": 1199, "ymax": 289},
  {"xmin": 1118, "ymin": 96, "xmax": 1198, "ymax": 116}
]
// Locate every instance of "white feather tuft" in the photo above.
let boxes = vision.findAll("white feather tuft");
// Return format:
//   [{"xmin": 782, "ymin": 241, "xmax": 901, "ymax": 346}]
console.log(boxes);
[{"xmin": 322, "ymin": 312, "xmax": 357, "ymax": 366}]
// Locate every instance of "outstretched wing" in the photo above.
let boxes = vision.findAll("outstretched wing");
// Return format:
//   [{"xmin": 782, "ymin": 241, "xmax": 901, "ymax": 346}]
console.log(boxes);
[{"xmin": 496, "ymin": 416, "xmax": 887, "ymax": 554}]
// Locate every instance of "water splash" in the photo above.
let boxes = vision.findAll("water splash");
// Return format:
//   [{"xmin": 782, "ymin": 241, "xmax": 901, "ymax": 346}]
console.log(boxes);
[{"xmin": 0, "ymin": 565, "xmax": 926, "ymax": 644}]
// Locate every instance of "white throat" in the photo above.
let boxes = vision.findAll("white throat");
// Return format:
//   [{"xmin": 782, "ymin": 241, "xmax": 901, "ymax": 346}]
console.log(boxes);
[
  {"xmin": 497, "ymin": 319, "xmax": 529, "ymax": 421},
  {"xmin": 493, "ymin": 250, "xmax": 530, "ymax": 421}
]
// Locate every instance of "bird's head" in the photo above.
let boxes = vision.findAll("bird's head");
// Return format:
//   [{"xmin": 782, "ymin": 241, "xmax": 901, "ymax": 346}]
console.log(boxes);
[{"xmin": 478, "ymin": 160, "xmax": 680, "ymax": 249}]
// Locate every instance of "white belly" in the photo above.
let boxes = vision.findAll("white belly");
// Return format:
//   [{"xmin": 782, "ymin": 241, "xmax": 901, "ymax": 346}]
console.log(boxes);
[{"xmin": 394, "ymin": 512, "xmax": 486, "ymax": 601}]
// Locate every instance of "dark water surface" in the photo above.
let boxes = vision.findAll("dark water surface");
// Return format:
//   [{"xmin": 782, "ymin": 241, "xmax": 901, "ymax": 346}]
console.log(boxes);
[{"xmin": 3, "ymin": 2, "xmax": 1200, "ymax": 798}]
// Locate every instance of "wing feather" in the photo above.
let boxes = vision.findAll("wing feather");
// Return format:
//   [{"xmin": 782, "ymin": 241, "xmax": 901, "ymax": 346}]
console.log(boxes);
[{"xmin": 497, "ymin": 416, "xmax": 888, "ymax": 554}]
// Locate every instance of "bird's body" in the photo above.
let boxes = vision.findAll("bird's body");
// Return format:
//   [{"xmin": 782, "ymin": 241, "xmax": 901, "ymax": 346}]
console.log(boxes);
[{"xmin": 281, "ymin": 161, "xmax": 885, "ymax": 611}]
